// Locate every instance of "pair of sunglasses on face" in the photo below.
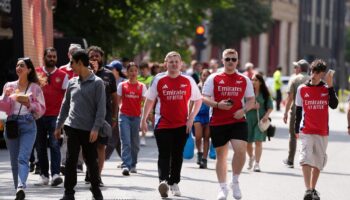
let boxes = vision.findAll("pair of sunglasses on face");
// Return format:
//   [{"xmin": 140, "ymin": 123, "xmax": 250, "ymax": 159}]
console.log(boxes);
[{"xmin": 224, "ymin": 57, "xmax": 238, "ymax": 62}]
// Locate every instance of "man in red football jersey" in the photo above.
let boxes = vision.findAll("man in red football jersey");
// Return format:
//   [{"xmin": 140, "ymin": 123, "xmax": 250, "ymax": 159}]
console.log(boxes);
[
  {"xmin": 202, "ymin": 48, "xmax": 255, "ymax": 200},
  {"xmin": 295, "ymin": 59, "xmax": 338, "ymax": 200},
  {"xmin": 141, "ymin": 51, "xmax": 202, "ymax": 198}
]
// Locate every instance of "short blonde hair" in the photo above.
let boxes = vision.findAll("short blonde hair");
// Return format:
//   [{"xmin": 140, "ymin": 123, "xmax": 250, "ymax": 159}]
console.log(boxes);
[
  {"xmin": 164, "ymin": 51, "xmax": 181, "ymax": 62},
  {"xmin": 222, "ymin": 48, "xmax": 238, "ymax": 58}
]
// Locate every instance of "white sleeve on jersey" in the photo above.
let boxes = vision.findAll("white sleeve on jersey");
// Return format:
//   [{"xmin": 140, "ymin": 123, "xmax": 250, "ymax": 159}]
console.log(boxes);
[
  {"xmin": 117, "ymin": 82, "xmax": 123, "ymax": 96},
  {"xmin": 202, "ymin": 73, "xmax": 215, "ymax": 97},
  {"xmin": 295, "ymin": 85, "xmax": 303, "ymax": 106},
  {"xmin": 146, "ymin": 76, "xmax": 159, "ymax": 100},
  {"xmin": 142, "ymin": 83, "xmax": 147, "ymax": 97},
  {"xmin": 189, "ymin": 77, "xmax": 202, "ymax": 101},
  {"xmin": 62, "ymin": 74, "xmax": 69, "ymax": 90},
  {"xmin": 243, "ymin": 76, "xmax": 255, "ymax": 98}
]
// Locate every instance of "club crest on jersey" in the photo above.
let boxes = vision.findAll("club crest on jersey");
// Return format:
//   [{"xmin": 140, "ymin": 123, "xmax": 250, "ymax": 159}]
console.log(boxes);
[
  {"xmin": 162, "ymin": 84, "xmax": 168, "ymax": 89},
  {"xmin": 219, "ymin": 80, "xmax": 225, "ymax": 84},
  {"xmin": 55, "ymin": 77, "xmax": 61, "ymax": 83},
  {"xmin": 236, "ymin": 80, "xmax": 243, "ymax": 84},
  {"xmin": 321, "ymin": 93, "xmax": 328, "ymax": 97},
  {"xmin": 180, "ymin": 84, "xmax": 187, "ymax": 88}
]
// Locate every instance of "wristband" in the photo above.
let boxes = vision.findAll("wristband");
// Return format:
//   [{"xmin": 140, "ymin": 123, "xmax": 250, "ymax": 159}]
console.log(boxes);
[
  {"xmin": 112, "ymin": 117, "xmax": 117, "ymax": 122},
  {"xmin": 216, "ymin": 102, "xmax": 219, "ymax": 108}
]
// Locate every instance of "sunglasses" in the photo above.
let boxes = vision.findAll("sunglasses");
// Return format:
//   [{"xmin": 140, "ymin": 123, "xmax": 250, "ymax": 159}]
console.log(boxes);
[
  {"xmin": 16, "ymin": 63, "xmax": 26, "ymax": 68},
  {"xmin": 224, "ymin": 57, "xmax": 238, "ymax": 62}
]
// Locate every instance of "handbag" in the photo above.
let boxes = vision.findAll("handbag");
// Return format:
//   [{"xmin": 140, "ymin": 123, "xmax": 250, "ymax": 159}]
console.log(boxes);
[
  {"xmin": 257, "ymin": 109, "xmax": 270, "ymax": 132},
  {"xmin": 99, "ymin": 120, "xmax": 112, "ymax": 138},
  {"xmin": 5, "ymin": 84, "xmax": 30, "ymax": 139},
  {"xmin": 183, "ymin": 127, "xmax": 195, "ymax": 159},
  {"xmin": 266, "ymin": 124, "xmax": 276, "ymax": 141}
]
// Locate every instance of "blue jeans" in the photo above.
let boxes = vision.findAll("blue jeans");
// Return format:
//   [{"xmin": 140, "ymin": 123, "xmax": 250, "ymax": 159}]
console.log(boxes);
[
  {"xmin": 5, "ymin": 114, "xmax": 36, "ymax": 189},
  {"xmin": 36, "ymin": 116, "xmax": 61, "ymax": 177},
  {"xmin": 119, "ymin": 113, "xmax": 141, "ymax": 169}
]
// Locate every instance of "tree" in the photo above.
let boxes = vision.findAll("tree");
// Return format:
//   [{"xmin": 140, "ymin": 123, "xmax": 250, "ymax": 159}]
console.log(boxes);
[{"xmin": 210, "ymin": 0, "xmax": 272, "ymax": 48}]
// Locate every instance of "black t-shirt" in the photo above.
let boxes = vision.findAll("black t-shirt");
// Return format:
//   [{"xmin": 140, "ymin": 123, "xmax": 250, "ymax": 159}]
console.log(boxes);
[{"xmin": 95, "ymin": 67, "xmax": 117, "ymax": 124}]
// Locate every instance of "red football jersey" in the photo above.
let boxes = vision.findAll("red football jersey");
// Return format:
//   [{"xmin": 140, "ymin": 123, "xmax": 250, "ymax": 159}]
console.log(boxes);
[
  {"xmin": 117, "ymin": 81, "xmax": 147, "ymax": 117},
  {"xmin": 202, "ymin": 72, "xmax": 254, "ymax": 126},
  {"xmin": 295, "ymin": 83, "xmax": 330, "ymax": 135},
  {"xmin": 146, "ymin": 73, "xmax": 201, "ymax": 129}
]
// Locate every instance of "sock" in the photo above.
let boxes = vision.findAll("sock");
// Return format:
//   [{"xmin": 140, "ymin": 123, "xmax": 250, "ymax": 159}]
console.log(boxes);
[
  {"xmin": 219, "ymin": 182, "xmax": 227, "ymax": 189},
  {"xmin": 232, "ymin": 174, "xmax": 239, "ymax": 183}
]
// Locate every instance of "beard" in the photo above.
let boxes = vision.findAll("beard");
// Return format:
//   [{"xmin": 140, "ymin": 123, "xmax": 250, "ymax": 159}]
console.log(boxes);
[{"xmin": 45, "ymin": 60, "xmax": 56, "ymax": 68}]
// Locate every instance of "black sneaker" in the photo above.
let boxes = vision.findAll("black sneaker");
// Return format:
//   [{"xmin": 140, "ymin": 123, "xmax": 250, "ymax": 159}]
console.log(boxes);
[
  {"xmin": 15, "ymin": 189, "xmax": 25, "ymax": 200},
  {"xmin": 34, "ymin": 164, "xmax": 41, "ymax": 174},
  {"xmin": 29, "ymin": 162, "xmax": 35, "ymax": 173},
  {"xmin": 303, "ymin": 189, "xmax": 313, "ymax": 200},
  {"xmin": 122, "ymin": 168, "xmax": 130, "ymax": 176},
  {"xmin": 197, "ymin": 152, "xmax": 203, "ymax": 165},
  {"xmin": 90, "ymin": 187, "xmax": 103, "ymax": 200},
  {"xmin": 312, "ymin": 189, "xmax": 320, "ymax": 200},
  {"xmin": 60, "ymin": 165, "xmax": 65, "ymax": 175},
  {"xmin": 283, "ymin": 159, "xmax": 294, "ymax": 168},
  {"xmin": 85, "ymin": 171, "xmax": 91, "ymax": 184},
  {"xmin": 199, "ymin": 158, "xmax": 207, "ymax": 169},
  {"xmin": 98, "ymin": 177, "xmax": 105, "ymax": 187}
]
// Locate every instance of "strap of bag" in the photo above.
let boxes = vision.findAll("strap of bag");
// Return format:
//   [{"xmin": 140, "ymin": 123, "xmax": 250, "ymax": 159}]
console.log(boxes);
[{"xmin": 15, "ymin": 83, "xmax": 30, "ymax": 120}]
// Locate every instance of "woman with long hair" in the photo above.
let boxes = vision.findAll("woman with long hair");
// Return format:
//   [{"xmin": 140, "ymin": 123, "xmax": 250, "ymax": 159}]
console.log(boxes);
[
  {"xmin": 246, "ymin": 73, "xmax": 273, "ymax": 172},
  {"xmin": 0, "ymin": 57, "xmax": 45, "ymax": 200}
]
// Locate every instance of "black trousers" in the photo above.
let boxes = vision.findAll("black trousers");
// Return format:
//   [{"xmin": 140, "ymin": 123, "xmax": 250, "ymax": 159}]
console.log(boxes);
[
  {"xmin": 275, "ymin": 89, "xmax": 282, "ymax": 111},
  {"xmin": 63, "ymin": 126, "xmax": 101, "ymax": 195},
  {"xmin": 154, "ymin": 126, "xmax": 188, "ymax": 185}
]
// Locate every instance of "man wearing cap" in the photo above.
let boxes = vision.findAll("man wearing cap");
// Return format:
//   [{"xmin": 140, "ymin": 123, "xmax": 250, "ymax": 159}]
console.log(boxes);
[{"xmin": 282, "ymin": 59, "xmax": 310, "ymax": 168}]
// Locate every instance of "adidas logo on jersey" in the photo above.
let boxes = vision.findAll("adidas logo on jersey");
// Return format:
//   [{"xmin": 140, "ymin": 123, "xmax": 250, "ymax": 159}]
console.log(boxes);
[
  {"xmin": 304, "ymin": 93, "xmax": 310, "ymax": 98},
  {"xmin": 219, "ymin": 80, "xmax": 225, "ymax": 84},
  {"xmin": 162, "ymin": 84, "xmax": 168, "ymax": 89}
]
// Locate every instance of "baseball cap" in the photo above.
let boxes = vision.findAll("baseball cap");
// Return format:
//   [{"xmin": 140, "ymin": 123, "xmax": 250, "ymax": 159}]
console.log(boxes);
[
  {"xmin": 106, "ymin": 60, "xmax": 123, "ymax": 71},
  {"xmin": 292, "ymin": 59, "xmax": 309, "ymax": 68}
]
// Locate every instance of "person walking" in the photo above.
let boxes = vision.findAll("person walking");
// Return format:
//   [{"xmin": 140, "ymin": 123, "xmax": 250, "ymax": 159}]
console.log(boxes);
[
  {"xmin": 202, "ymin": 48, "xmax": 255, "ymax": 200},
  {"xmin": 118, "ymin": 62, "xmax": 147, "ymax": 175},
  {"xmin": 193, "ymin": 69, "xmax": 211, "ymax": 169},
  {"xmin": 105, "ymin": 60, "xmax": 126, "ymax": 160},
  {"xmin": 246, "ymin": 73, "xmax": 273, "ymax": 172},
  {"xmin": 282, "ymin": 59, "xmax": 310, "ymax": 168},
  {"xmin": 141, "ymin": 51, "xmax": 202, "ymax": 198},
  {"xmin": 295, "ymin": 59, "xmax": 338, "ymax": 200},
  {"xmin": 0, "ymin": 57, "xmax": 45, "ymax": 200},
  {"xmin": 87, "ymin": 46, "xmax": 118, "ymax": 186},
  {"xmin": 35, "ymin": 47, "xmax": 67, "ymax": 186},
  {"xmin": 54, "ymin": 49, "xmax": 105, "ymax": 200},
  {"xmin": 273, "ymin": 66, "xmax": 282, "ymax": 111}
]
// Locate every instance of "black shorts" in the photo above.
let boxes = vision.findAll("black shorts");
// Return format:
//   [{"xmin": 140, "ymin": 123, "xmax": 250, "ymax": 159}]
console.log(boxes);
[
  {"xmin": 210, "ymin": 122, "xmax": 248, "ymax": 148},
  {"xmin": 97, "ymin": 135, "xmax": 108, "ymax": 145}
]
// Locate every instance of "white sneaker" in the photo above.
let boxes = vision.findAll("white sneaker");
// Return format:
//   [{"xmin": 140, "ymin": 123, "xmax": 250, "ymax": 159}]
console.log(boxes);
[
  {"xmin": 140, "ymin": 137, "xmax": 147, "ymax": 146},
  {"xmin": 247, "ymin": 156, "xmax": 255, "ymax": 170},
  {"xmin": 217, "ymin": 186, "xmax": 229, "ymax": 200},
  {"xmin": 51, "ymin": 174, "xmax": 63, "ymax": 186},
  {"xmin": 253, "ymin": 163, "xmax": 261, "ymax": 172},
  {"xmin": 158, "ymin": 181, "xmax": 169, "ymax": 198},
  {"xmin": 170, "ymin": 183, "xmax": 181, "ymax": 196},
  {"xmin": 230, "ymin": 182, "xmax": 242, "ymax": 200},
  {"xmin": 35, "ymin": 175, "xmax": 49, "ymax": 186}
]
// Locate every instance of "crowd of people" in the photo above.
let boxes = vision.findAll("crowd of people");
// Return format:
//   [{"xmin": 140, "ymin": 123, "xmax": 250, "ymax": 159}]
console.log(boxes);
[{"xmin": 0, "ymin": 44, "xmax": 341, "ymax": 200}]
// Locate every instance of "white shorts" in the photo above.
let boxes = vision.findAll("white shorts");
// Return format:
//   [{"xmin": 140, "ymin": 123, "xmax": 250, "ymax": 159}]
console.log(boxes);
[{"xmin": 299, "ymin": 133, "xmax": 328, "ymax": 170}]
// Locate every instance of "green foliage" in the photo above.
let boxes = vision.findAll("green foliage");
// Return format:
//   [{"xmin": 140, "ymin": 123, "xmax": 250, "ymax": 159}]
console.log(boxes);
[
  {"xmin": 54, "ymin": 0, "xmax": 272, "ymax": 62},
  {"xmin": 210, "ymin": 0, "xmax": 272, "ymax": 48}
]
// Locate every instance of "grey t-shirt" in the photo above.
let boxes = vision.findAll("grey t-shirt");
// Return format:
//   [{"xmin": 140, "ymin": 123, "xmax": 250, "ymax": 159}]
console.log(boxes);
[
  {"xmin": 56, "ymin": 73, "xmax": 106, "ymax": 132},
  {"xmin": 287, "ymin": 72, "xmax": 309, "ymax": 113}
]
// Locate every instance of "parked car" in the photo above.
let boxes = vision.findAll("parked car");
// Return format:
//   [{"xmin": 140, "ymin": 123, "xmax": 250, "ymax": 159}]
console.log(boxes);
[{"xmin": 265, "ymin": 76, "xmax": 290, "ymax": 100}]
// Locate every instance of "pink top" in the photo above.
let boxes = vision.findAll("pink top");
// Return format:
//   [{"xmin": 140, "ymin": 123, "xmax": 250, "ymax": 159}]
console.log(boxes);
[{"xmin": 0, "ymin": 81, "xmax": 46, "ymax": 119}]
